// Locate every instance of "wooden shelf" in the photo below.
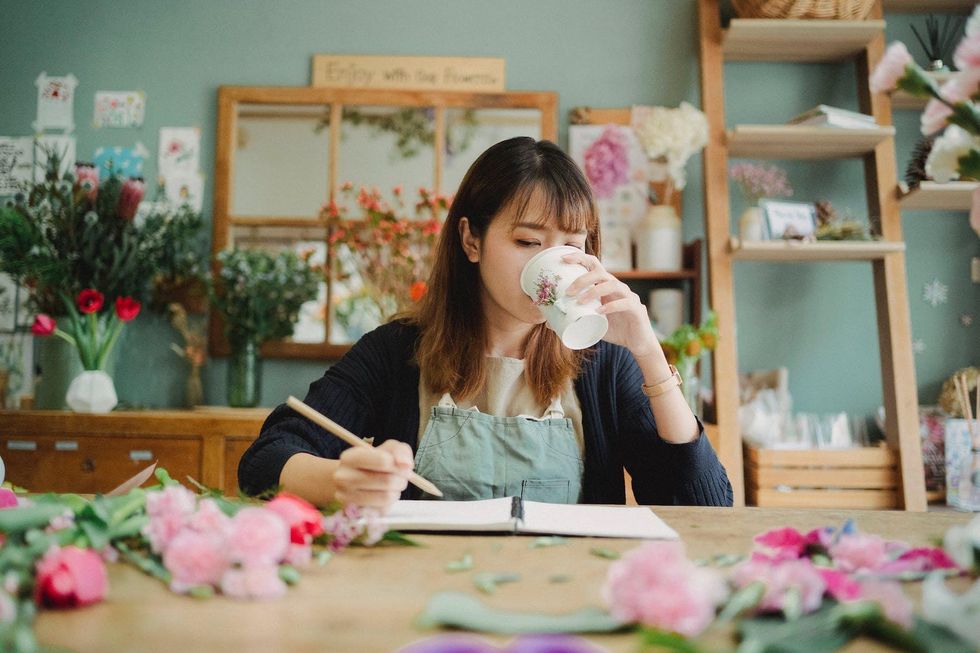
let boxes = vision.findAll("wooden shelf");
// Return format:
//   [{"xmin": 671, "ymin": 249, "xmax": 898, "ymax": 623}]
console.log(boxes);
[
  {"xmin": 898, "ymin": 181, "xmax": 978, "ymax": 210},
  {"xmin": 722, "ymin": 19, "xmax": 886, "ymax": 62},
  {"xmin": 612, "ymin": 269, "xmax": 697, "ymax": 281},
  {"xmin": 892, "ymin": 71, "xmax": 952, "ymax": 110},
  {"xmin": 884, "ymin": 0, "xmax": 975, "ymax": 14},
  {"xmin": 727, "ymin": 125, "xmax": 895, "ymax": 159},
  {"xmin": 729, "ymin": 236, "xmax": 906, "ymax": 261}
]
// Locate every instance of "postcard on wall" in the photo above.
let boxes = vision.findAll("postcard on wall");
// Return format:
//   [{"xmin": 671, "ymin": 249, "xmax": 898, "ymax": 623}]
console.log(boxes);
[
  {"xmin": 93, "ymin": 91, "xmax": 146, "ymax": 128},
  {"xmin": 0, "ymin": 137, "xmax": 33, "ymax": 196},
  {"xmin": 569, "ymin": 123, "xmax": 649, "ymax": 223},
  {"xmin": 0, "ymin": 273, "xmax": 30, "ymax": 332},
  {"xmin": 34, "ymin": 135, "xmax": 75, "ymax": 180},
  {"xmin": 159, "ymin": 127, "xmax": 200, "ymax": 177},
  {"xmin": 163, "ymin": 171, "xmax": 204, "ymax": 212},
  {"xmin": 94, "ymin": 142, "xmax": 149, "ymax": 180},
  {"xmin": 33, "ymin": 73, "xmax": 78, "ymax": 133}
]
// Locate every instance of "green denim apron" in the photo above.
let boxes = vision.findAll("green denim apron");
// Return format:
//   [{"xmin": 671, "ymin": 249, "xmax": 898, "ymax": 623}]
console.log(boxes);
[{"xmin": 414, "ymin": 393, "xmax": 584, "ymax": 503}]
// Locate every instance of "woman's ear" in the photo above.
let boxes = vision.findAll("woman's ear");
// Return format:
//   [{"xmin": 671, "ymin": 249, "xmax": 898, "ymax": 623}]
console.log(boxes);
[{"xmin": 458, "ymin": 217, "xmax": 480, "ymax": 263}]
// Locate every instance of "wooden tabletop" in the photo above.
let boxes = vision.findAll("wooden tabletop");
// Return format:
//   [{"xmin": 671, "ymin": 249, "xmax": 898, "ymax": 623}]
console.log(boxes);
[{"xmin": 34, "ymin": 507, "xmax": 973, "ymax": 653}]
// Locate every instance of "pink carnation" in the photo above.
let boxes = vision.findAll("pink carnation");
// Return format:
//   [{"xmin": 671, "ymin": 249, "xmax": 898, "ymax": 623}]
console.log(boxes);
[
  {"xmin": 754, "ymin": 527, "xmax": 807, "ymax": 559},
  {"xmin": 870, "ymin": 41, "xmax": 913, "ymax": 93},
  {"xmin": 877, "ymin": 547, "xmax": 960, "ymax": 575},
  {"xmin": 583, "ymin": 126, "xmax": 630, "ymax": 199},
  {"xmin": 186, "ymin": 498, "xmax": 232, "ymax": 538},
  {"xmin": 817, "ymin": 568, "xmax": 863, "ymax": 602},
  {"xmin": 856, "ymin": 581, "xmax": 914, "ymax": 628},
  {"xmin": 732, "ymin": 558, "xmax": 826, "ymax": 615},
  {"xmin": 226, "ymin": 507, "xmax": 289, "ymax": 566},
  {"xmin": 143, "ymin": 485, "xmax": 197, "ymax": 554},
  {"xmin": 162, "ymin": 529, "xmax": 229, "ymax": 594},
  {"xmin": 921, "ymin": 99, "xmax": 954, "ymax": 136},
  {"xmin": 602, "ymin": 541, "xmax": 726, "ymax": 637},
  {"xmin": 220, "ymin": 564, "xmax": 287, "ymax": 600},
  {"xmin": 830, "ymin": 533, "xmax": 889, "ymax": 573},
  {"xmin": 285, "ymin": 543, "xmax": 313, "ymax": 568},
  {"xmin": 955, "ymin": 32, "xmax": 980, "ymax": 71},
  {"xmin": 323, "ymin": 505, "xmax": 368, "ymax": 552}
]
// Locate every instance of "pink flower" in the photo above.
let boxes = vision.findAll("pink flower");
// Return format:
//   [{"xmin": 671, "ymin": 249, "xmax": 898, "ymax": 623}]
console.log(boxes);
[
  {"xmin": 34, "ymin": 546, "xmax": 108, "ymax": 609},
  {"xmin": 265, "ymin": 492, "xmax": 324, "ymax": 545},
  {"xmin": 0, "ymin": 488, "xmax": 17, "ymax": 509},
  {"xmin": 877, "ymin": 547, "xmax": 960, "ymax": 575},
  {"xmin": 30, "ymin": 314, "xmax": 56, "ymax": 337},
  {"xmin": 731, "ymin": 558, "xmax": 826, "ymax": 615},
  {"xmin": 220, "ymin": 564, "xmax": 287, "ymax": 600},
  {"xmin": 754, "ymin": 527, "xmax": 807, "ymax": 559},
  {"xmin": 602, "ymin": 541, "xmax": 726, "ymax": 637},
  {"xmin": 116, "ymin": 177, "xmax": 145, "ymax": 221},
  {"xmin": 869, "ymin": 41, "xmax": 913, "ymax": 93},
  {"xmin": 76, "ymin": 289, "xmax": 104, "ymax": 314},
  {"xmin": 830, "ymin": 533, "xmax": 889, "ymax": 573},
  {"xmin": 73, "ymin": 163, "xmax": 99, "ymax": 202},
  {"xmin": 226, "ymin": 507, "xmax": 289, "ymax": 566},
  {"xmin": 971, "ymin": 187, "xmax": 980, "ymax": 237},
  {"xmin": 817, "ymin": 568, "xmax": 863, "ymax": 602},
  {"xmin": 114, "ymin": 296, "xmax": 141, "ymax": 322},
  {"xmin": 955, "ymin": 32, "xmax": 980, "ymax": 71},
  {"xmin": 285, "ymin": 543, "xmax": 313, "ymax": 568},
  {"xmin": 143, "ymin": 485, "xmax": 197, "ymax": 554},
  {"xmin": 729, "ymin": 162, "xmax": 792, "ymax": 204},
  {"xmin": 322, "ymin": 504, "xmax": 373, "ymax": 552},
  {"xmin": 162, "ymin": 529, "xmax": 228, "ymax": 594},
  {"xmin": 856, "ymin": 581, "xmax": 914, "ymax": 628},
  {"xmin": 186, "ymin": 498, "xmax": 232, "ymax": 538},
  {"xmin": 583, "ymin": 126, "xmax": 630, "ymax": 199},
  {"xmin": 921, "ymin": 98, "xmax": 954, "ymax": 136}
]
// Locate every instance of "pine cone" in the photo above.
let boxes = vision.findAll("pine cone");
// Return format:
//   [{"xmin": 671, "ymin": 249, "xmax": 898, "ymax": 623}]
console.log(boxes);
[{"xmin": 905, "ymin": 134, "xmax": 937, "ymax": 189}]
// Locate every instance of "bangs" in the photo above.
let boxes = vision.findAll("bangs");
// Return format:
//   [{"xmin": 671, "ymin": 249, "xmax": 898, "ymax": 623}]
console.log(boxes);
[{"xmin": 504, "ymin": 176, "xmax": 598, "ymax": 237}]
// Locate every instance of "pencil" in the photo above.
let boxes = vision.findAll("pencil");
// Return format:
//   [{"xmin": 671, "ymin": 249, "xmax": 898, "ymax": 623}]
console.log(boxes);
[{"xmin": 286, "ymin": 396, "xmax": 443, "ymax": 498}]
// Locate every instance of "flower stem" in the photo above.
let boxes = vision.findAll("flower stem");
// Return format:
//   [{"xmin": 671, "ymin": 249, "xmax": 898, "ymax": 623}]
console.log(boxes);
[{"xmin": 96, "ymin": 313, "xmax": 123, "ymax": 370}]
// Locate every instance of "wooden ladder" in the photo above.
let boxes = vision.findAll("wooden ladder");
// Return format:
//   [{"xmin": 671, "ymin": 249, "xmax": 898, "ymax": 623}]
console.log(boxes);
[{"xmin": 696, "ymin": 0, "xmax": 926, "ymax": 510}]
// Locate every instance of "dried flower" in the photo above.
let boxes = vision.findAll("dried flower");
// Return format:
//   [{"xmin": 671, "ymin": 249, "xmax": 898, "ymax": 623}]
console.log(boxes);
[
  {"xmin": 729, "ymin": 163, "xmax": 793, "ymax": 205},
  {"xmin": 632, "ymin": 102, "xmax": 708, "ymax": 196}
]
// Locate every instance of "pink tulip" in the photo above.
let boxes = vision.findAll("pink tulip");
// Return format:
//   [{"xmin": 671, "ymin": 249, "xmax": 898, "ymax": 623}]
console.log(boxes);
[
  {"xmin": 30, "ymin": 314, "xmax": 56, "ymax": 337},
  {"xmin": 870, "ymin": 42, "xmax": 913, "ymax": 93},
  {"xmin": 34, "ymin": 546, "xmax": 108, "ymax": 609},
  {"xmin": 116, "ymin": 177, "xmax": 145, "ymax": 221}
]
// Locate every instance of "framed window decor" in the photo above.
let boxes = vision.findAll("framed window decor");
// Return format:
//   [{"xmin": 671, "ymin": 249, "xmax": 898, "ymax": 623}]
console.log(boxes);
[{"xmin": 759, "ymin": 199, "xmax": 817, "ymax": 240}]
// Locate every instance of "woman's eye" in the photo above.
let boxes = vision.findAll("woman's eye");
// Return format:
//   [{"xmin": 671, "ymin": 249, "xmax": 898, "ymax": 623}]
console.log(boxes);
[
  {"xmin": 567, "ymin": 243, "xmax": 585, "ymax": 250},
  {"xmin": 517, "ymin": 240, "xmax": 540, "ymax": 247}
]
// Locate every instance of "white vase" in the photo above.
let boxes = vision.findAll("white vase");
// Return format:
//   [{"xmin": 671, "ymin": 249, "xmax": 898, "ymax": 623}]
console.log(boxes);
[
  {"xmin": 65, "ymin": 370, "xmax": 118, "ymax": 413},
  {"xmin": 739, "ymin": 206, "xmax": 765, "ymax": 241},
  {"xmin": 635, "ymin": 204, "xmax": 682, "ymax": 271}
]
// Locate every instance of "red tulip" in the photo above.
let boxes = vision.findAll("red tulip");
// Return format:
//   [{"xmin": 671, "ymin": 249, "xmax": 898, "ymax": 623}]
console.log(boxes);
[
  {"xmin": 265, "ymin": 492, "xmax": 325, "ymax": 545},
  {"xmin": 34, "ymin": 546, "xmax": 107, "ymax": 609},
  {"xmin": 114, "ymin": 296, "xmax": 142, "ymax": 322},
  {"xmin": 74, "ymin": 162, "xmax": 99, "ymax": 202},
  {"xmin": 31, "ymin": 314, "xmax": 56, "ymax": 336},
  {"xmin": 116, "ymin": 177, "xmax": 145, "ymax": 221},
  {"xmin": 76, "ymin": 289, "xmax": 104, "ymax": 314}
]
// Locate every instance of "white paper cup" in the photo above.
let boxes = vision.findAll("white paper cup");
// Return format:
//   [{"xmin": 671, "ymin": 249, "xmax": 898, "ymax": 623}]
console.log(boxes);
[{"xmin": 520, "ymin": 246, "xmax": 609, "ymax": 349}]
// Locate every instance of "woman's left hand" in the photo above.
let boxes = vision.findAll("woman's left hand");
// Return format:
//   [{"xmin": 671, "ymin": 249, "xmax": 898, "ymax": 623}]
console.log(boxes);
[{"xmin": 561, "ymin": 252, "xmax": 659, "ymax": 358}]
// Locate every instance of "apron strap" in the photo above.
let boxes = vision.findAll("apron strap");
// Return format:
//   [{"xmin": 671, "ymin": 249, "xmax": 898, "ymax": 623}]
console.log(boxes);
[{"xmin": 439, "ymin": 393, "xmax": 563, "ymax": 419}]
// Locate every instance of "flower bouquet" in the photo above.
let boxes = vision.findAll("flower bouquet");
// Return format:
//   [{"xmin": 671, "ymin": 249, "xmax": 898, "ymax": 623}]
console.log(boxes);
[
  {"xmin": 322, "ymin": 184, "xmax": 447, "ymax": 336},
  {"xmin": 0, "ymin": 468, "xmax": 404, "ymax": 653},
  {"xmin": 30, "ymin": 289, "xmax": 141, "ymax": 413},
  {"xmin": 870, "ymin": 7, "xmax": 980, "ymax": 237},
  {"xmin": 659, "ymin": 312, "xmax": 719, "ymax": 413},
  {"xmin": 632, "ymin": 102, "xmax": 709, "ymax": 205}
]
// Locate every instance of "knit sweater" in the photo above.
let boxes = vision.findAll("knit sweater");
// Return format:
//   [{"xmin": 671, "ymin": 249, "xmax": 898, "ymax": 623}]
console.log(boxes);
[{"xmin": 238, "ymin": 320, "xmax": 734, "ymax": 506}]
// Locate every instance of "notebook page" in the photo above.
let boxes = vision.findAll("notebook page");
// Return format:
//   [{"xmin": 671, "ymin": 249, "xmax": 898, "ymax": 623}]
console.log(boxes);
[
  {"xmin": 381, "ymin": 497, "xmax": 515, "ymax": 532},
  {"xmin": 519, "ymin": 502, "xmax": 679, "ymax": 539}
]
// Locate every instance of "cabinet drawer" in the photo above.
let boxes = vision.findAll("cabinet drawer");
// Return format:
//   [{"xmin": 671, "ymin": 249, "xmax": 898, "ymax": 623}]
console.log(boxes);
[{"xmin": 1, "ymin": 434, "xmax": 202, "ymax": 494}]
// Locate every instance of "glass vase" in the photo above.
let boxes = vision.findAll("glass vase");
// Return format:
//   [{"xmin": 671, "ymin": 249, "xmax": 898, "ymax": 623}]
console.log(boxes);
[
  {"xmin": 677, "ymin": 356, "xmax": 701, "ymax": 416},
  {"xmin": 227, "ymin": 339, "xmax": 262, "ymax": 408}
]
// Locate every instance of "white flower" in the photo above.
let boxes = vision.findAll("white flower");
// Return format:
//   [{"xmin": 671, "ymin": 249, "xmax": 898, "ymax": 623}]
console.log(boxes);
[
  {"xmin": 943, "ymin": 514, "xmax": 980, "ymax": 571},
  {"xmin": 967, "ymin": 5, "xmax": 980, "ymax": 38},
  {"xmin": 922, "ymin": 573, "xmax": 980, "ymax": 647},
  {"xmin": 634, "ymin": 102, "xmax": 708, "ymax": 190},
  {"xmin": 925, "ymin": 125, "xmax": 980, "ymax": 183}
]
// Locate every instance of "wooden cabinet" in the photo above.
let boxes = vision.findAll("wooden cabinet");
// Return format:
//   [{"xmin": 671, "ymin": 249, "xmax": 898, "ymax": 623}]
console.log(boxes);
[{"xmin": 0, "ymin": 409, "xmax": 267, "ymax": 496}]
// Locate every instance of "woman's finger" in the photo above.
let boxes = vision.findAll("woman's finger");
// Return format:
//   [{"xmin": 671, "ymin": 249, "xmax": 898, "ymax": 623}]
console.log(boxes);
[{"xmin": 576, "ymin": 279, "xmax": 629, "ymax": 305}]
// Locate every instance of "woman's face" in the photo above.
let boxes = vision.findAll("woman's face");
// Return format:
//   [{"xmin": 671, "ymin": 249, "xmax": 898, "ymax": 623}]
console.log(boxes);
[{"xmin": 460, "ymin": 190, "xmax": 588, "ymax": 331}]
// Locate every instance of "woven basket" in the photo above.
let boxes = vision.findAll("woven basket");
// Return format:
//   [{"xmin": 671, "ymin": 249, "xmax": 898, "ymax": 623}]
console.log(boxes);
[{"xmin": 731, "ymin": 0, "xmax": 875, "ymax": 19}]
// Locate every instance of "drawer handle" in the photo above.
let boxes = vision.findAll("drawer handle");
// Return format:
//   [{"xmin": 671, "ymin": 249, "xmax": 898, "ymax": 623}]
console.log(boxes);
[
  {"xmin": 129, "ymin": 450, "xmax": 153, "ymax": 462},
  {"xmin": 55, "ymin": 441, "xmax": 79, "ymax": 451},
  {"xmin": 81, "ymin": 458, "xmax": 95, "ymax": 473},
  {"xmin": 8, "ymin": 440, "xmax": 37, "ymax": 451}
]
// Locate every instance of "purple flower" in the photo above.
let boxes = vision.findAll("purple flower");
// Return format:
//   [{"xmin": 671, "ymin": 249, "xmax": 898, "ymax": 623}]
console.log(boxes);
[
  {"xmin": 533, "ymin": 273, "xmax": 560, "ymax": 307},
  {"xmin": 583, "ymin": 126, "xmax": 629, "ymax": 199},
  {"xmin": 729, "ymin": 163, "xmax": 792, "ymax": 205}
]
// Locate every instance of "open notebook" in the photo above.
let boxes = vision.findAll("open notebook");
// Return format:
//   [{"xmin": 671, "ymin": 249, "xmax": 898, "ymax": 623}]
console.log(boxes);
[{"xmin": 381, "ymin": 497, "xmax": 679, "ymax": 539}]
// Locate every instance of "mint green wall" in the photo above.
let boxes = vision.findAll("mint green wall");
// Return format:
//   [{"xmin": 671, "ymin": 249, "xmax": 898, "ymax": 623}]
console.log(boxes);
[{"xmin": 2, "ymin": 1, "xmax": 977, "ymax": 415}]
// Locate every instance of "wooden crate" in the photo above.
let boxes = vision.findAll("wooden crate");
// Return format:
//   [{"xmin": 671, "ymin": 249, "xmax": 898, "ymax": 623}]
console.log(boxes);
[{"xmin": 744, "ymin": 444, "xmax": 900, "ymax": 509}]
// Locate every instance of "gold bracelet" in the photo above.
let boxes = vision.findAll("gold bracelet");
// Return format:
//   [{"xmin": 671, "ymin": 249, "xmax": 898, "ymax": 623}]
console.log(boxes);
[{"xmin": 641, "ymin": 364, "xmax": 683, "ymax": 398}]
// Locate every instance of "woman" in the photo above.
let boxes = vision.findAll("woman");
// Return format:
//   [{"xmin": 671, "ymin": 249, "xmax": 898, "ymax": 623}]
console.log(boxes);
[{"xmin": 239, "ymin": 137, "xmax": 732, "ymax": 508}]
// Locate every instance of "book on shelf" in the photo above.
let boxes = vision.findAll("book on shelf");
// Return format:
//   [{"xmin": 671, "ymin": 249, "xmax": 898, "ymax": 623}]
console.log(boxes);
[
  {"xmin": 380, "ymin": 496, "xmax": 680, "ymax": 539},
  {"xmin": 787, "ymin": 105, "xmax": 877, "ymax": 130}
]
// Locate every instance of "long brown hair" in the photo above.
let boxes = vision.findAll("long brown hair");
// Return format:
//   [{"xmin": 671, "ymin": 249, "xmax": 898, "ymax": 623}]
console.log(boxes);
[{"xmin": 409, "ymin": 137, "xmax": 601, "ymax": 405}]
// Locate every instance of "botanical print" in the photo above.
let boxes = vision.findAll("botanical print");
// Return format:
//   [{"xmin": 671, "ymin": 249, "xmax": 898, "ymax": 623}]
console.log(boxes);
[
  {"xmin": 158, "ymin": 127, "xmax": 201, "ymax": 177},
  {"xmin": 532, "ymin": 271, "xmax": 560, "ymax": 307},
  {"xmin": 93, "ymin": 91, "xmax": 146, "ymax": 128},
  {"xmin": 33, "ymin": 73, "xmax": 78, "ymax": 132}
]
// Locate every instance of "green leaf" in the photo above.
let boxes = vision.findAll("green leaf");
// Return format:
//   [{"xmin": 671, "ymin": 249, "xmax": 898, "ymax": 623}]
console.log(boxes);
[
  {"xmin": 114, "ymin": 541, "xmax": 171, "ymax": 584},
  {"xmin": 736, "ymin": 603, "xmax": 855, "ymax": 653},
  {"xmin": 719, "ymin": 581, "xmax": 765, "ymax": 623},
  {"xmin": 473, "ymin": 572, "xmax": 520, "ymax": 594},
  {"xmin": 279, "ymin": 564, "xmax": 301, "ymax": 586},
  {"xmin": 105, "ymin": 489, "xmax": 145, "ymax": 527},
  {"xmin": 154, "ymin": 468, "xmax": 177, "ymax": 487},
  {"xmin": 529, "ymin": 535, "xmax": 567, "ymax": 549},
  {"xmin": 589, "ymin": 547, "xmax": 620, "ymax": 560},
  {"xmin": 78, "ymin": 519, "xmax": 109, "ymax": 551},
  {"xmin": 0, "ymin": 504, "xmax": 68, "ymax": 534},
  {"xmin": 783, "ymin": 587, "xmax": 802, "ymax": 622},
  {"xmin": 380, "ymin": 530, "xmax": 421, "ymax": 547},
  {"xmin": 445, "ymin": 553, "xmax": 473, "ymax": 572},
  {"xmin": 187, "ymin": 585, "xmax": 215, "ymax": 599},
  {"xmin": 315, "ymin": 550, "xmax": 332, "ymax": 566},
  {"xmin": 957, "ymin": 148, "xmax": 980, "ymax": 182},
  {"xmin": 640, "ymin": 627, "xmax": 707, "ymax": 653},
  {"xmin": 108, "ymin": 514, "xmax": 148, "ymax": 540}
]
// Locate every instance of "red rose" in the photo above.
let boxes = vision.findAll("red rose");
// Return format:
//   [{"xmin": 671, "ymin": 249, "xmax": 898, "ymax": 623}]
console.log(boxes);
[
  {"xmin": 34, "ymin": 546, "xmax": 107, "ymax": 609},
  {"xmin": 114, "ymin": 296, "xmax": 142, "ymax": 322},
  {"xmin": 31, "ymin": 314, "xmax": 56, "ymax": 336},
  {"xmin": 76, "ymin": 289, "xmax": 104, "ymax": 314},
  {"xmin": 265, "ymin": 492, "xmax": 324, "ymax": 544}
]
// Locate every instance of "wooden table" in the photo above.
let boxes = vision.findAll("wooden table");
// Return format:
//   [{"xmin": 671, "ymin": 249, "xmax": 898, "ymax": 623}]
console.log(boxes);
[{"xmin": 34, "ymin": 507, "xmax": 973, "ymax": 653}]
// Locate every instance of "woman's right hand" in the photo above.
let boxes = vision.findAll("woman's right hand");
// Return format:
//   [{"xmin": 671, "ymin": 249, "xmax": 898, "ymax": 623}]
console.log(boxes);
[{"xmin": 332, "ymin": 440, "xmax": 414, "ymax": 510}]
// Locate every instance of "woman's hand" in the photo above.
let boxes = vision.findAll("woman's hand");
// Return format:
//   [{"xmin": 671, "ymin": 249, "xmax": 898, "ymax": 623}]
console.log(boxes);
[
  {"xmin": 333, "ymin": 440, "xmax": 414, "ymax": 510},
  {"xmin": 561, "ymin": 252, "xmax": 660, "ymax": 359}
]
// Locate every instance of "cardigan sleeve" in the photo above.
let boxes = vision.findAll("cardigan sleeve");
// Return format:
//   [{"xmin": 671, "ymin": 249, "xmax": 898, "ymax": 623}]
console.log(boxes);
[
  {"xmin": 237, "ymin": 323, "xmax": 401, "ymax": 496},
  {"xmin": 615, "ymin": 347, "xmax": 734, "ymax": 506}
]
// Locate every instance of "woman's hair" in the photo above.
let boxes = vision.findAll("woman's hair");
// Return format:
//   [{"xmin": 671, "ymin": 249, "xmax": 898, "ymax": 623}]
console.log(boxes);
[{"xmin": 409, "ymin": 137, "xmax": 601, "ymax": 405}]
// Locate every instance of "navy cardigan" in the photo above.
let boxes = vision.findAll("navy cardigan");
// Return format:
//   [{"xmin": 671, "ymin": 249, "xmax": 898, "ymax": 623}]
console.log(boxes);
[{"xmin": 238, "ymin": 320, "xmax": 733, "ymax": 506}]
